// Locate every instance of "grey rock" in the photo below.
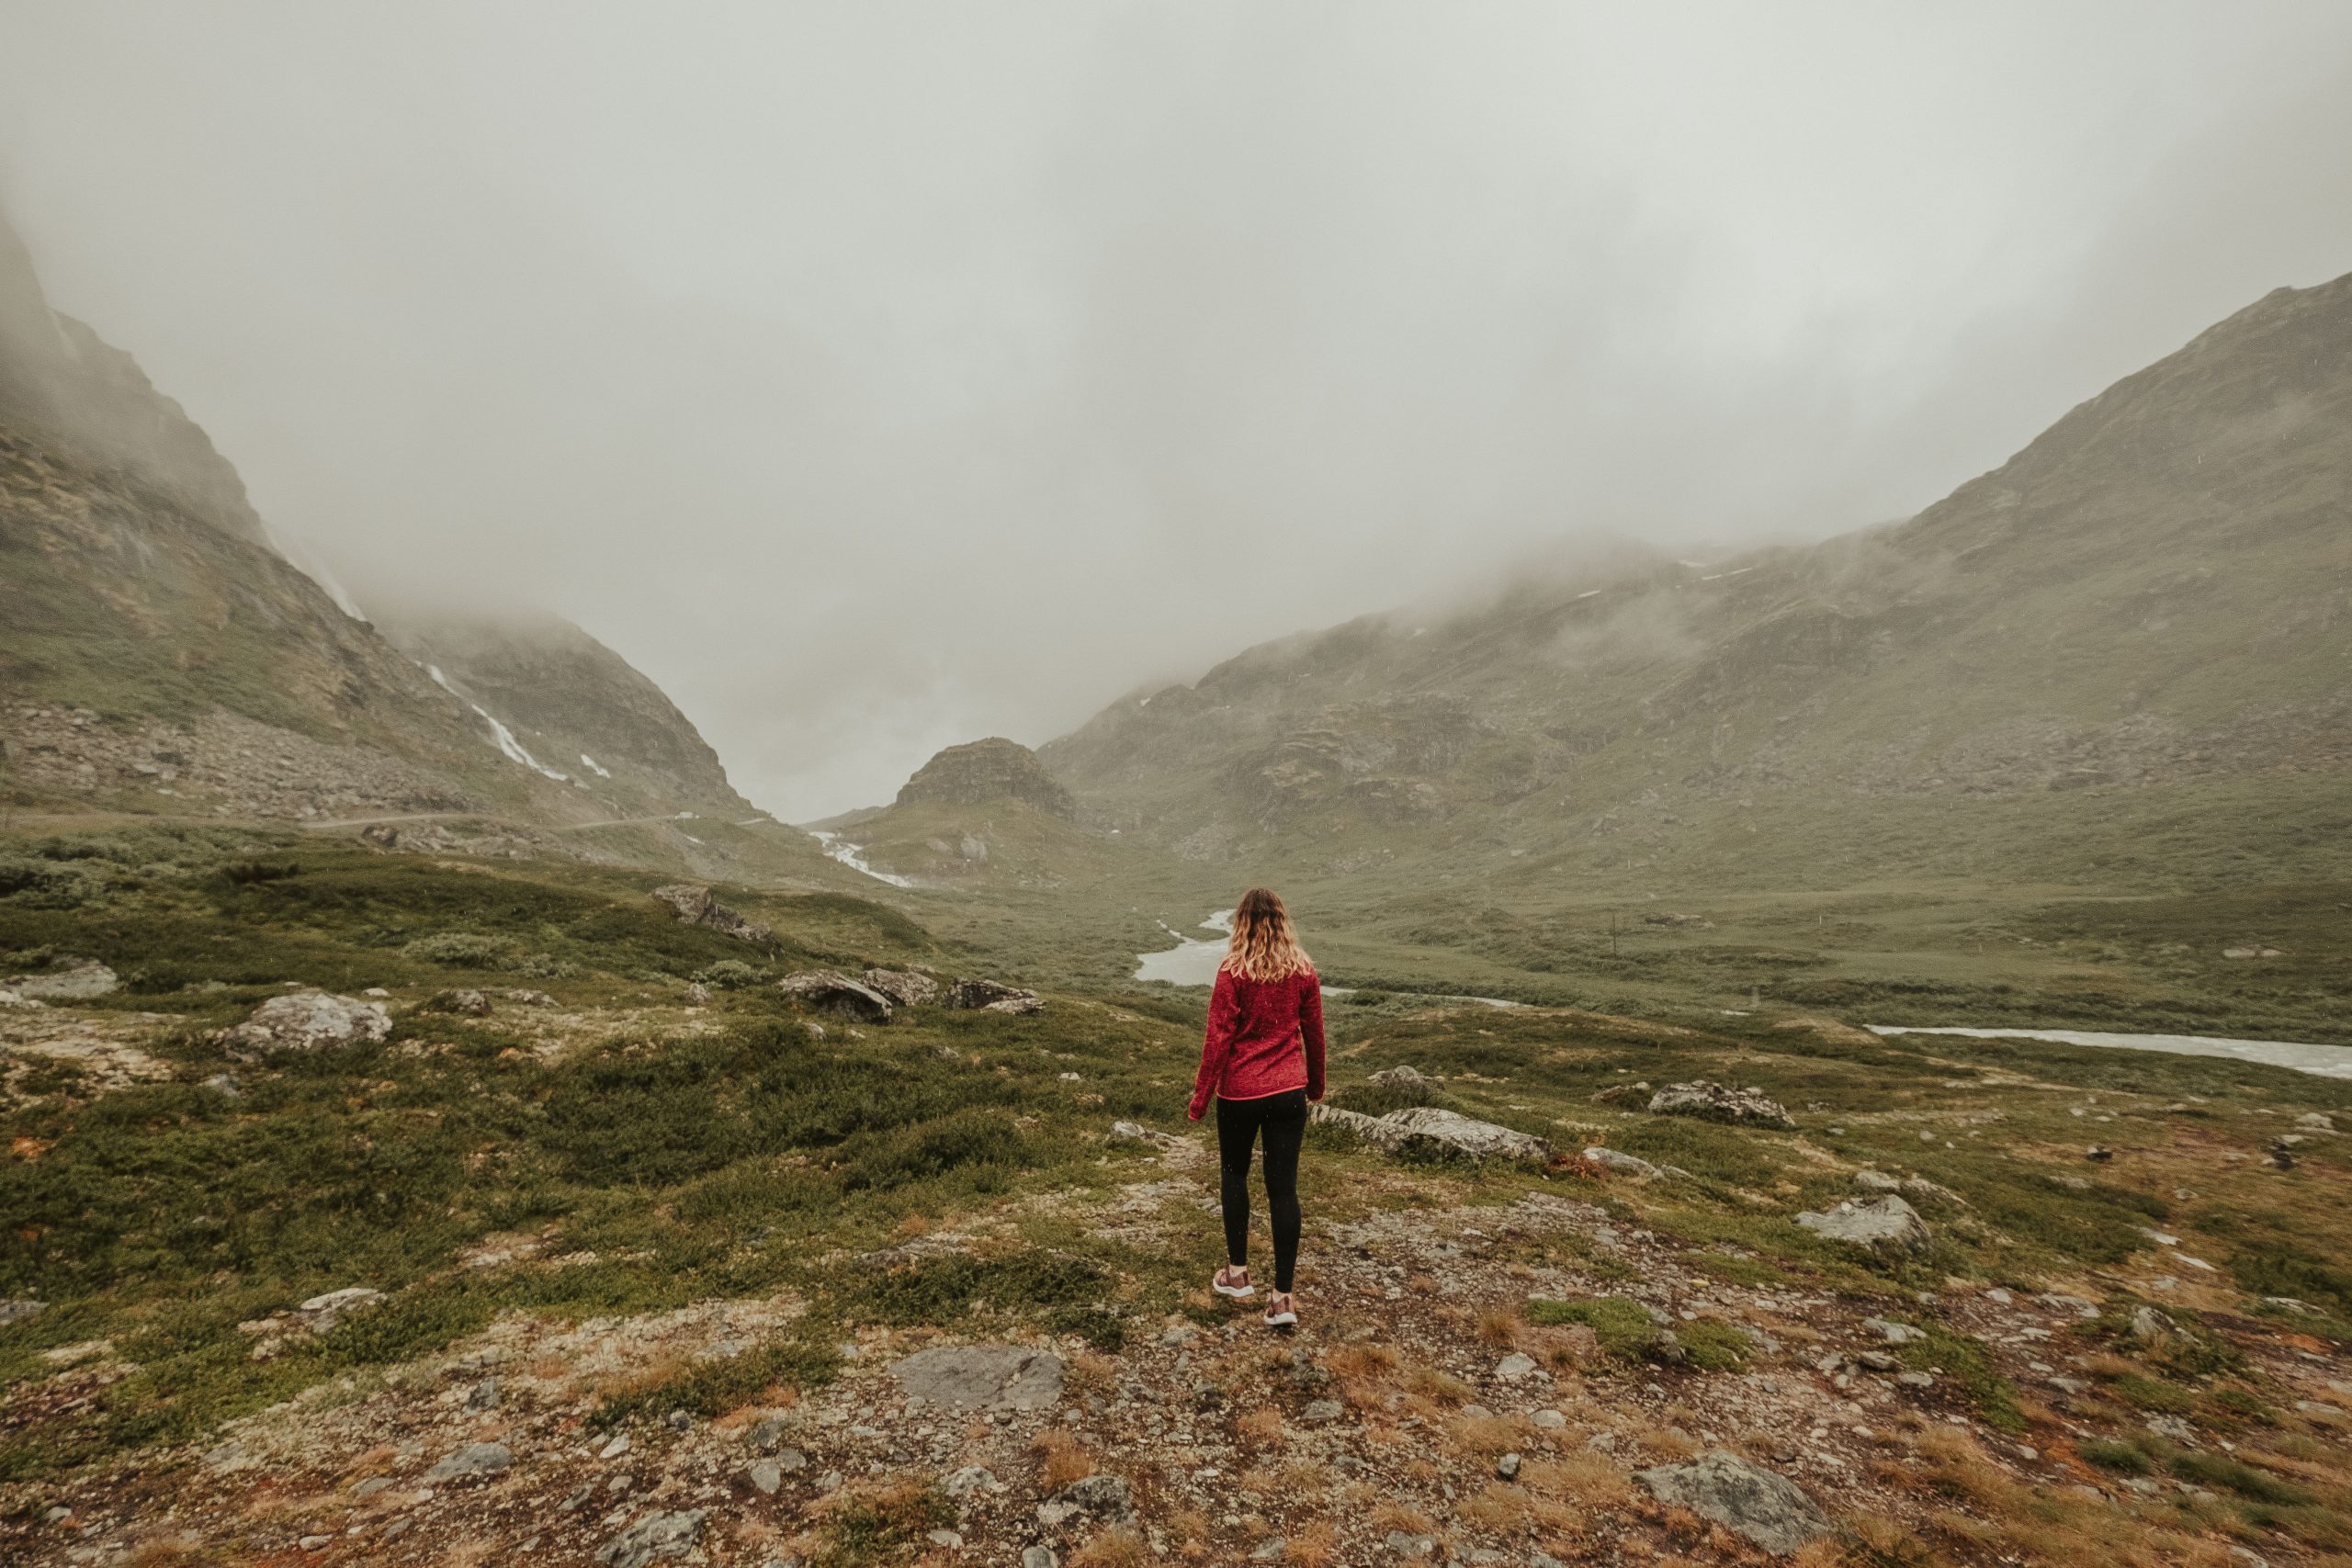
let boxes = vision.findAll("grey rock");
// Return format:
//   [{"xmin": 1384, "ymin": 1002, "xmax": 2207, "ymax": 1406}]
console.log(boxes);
[
  {"xmin": 1532, "ymin": 1408, "xmax": 1566, "ymax": 1429},
  {"xmin": 352, "ymin": 1477, "xmax": 391, "ymax": 1498},
  {"xmin": 1647, "ymin": 1080, "xmax": 1795, "ymax": 1129},
  {"xmin": 1023, "ymin": 1550, "xmax": 1059, "ymax": 1568},
  {"xmin": 1310, "ymin": 1102, "xmax": 1552, "ymax": 1162},
  {"xmin": 7, "ymin": 960, "xmax": 118, "ymax": 1000},
  {"xmin": 944, "ymin": 976, "xmax": 1045, "ymax": 1014},
  {"xmin": 681, "ymin": 982, "xmax": 711, "ymax": 1006},
  {"xmin": 2130, "ymin": 1305, "xmax": 2177, "ymax": 1342},
  {"xmin": 1794, "ymin": 1195, "xmax": 1930, "ymax": 1253},
  {"xmin": 650, "ymin": 885, "xmax": 770, "ymax": 943},
  {"xmin": 1303, "ymin": 1399, "xmax": 1345, "ymax": 1423},
  {"xmin": 201, "ymin": 1072, "xmax": 242, "ymax": 1098},
  {"xmin": 1636, "ymin": 1449, "xmax": 1831, "ymax": 1556},
  {"xmin": 1250, "ymin": 1540, "xmax": 1286, "ymax": 1561},
  {"xmin": 941, "ymin": 1464, "xmax": 997, "ymax": 1498},
  {"xmin": 424, "ymin": 987, "xmax": 492, "ymax": 1016},
  {"xmin": 1036, "ymin": 1472, "xmax": 1134, "ymax": 1529},
  {"xmin": 889, "ymin": 1344, "xmax": 1065, "ymax": 1411},
  {"xmin": 1369, "ymin": 1065, "xmax": 1429, "ymax": 1088},
  {"xmin": 1583, "ymin": 1145, "xmax": 1658, "ymax": 1177},
  {"xmin": 747, "ymin": 1461, "xmax": 783, "ymax": 1494},
  {"xmin": 1862, "ymin": 1316, "xmax": 1927, "ymax": 1345},
  {"xmin": 862, "ymin": 968, "xmax": 940, "ymax": 1007},
  {"xmin": 0, "ymin": 1299, "xmax": 46, "ymax": 1325},
  {"xmin": 777, "ymin": 969, "xmax": 894, "ymax": 1023},
  {"xmin": 1496, "ymin": 1451, "xmax": 1522, "ymax": 1480},
  {"xmin": 1385, "ymin": 1532, "xmax": 1437, "ymax": 1559},
  {"xmin": 465, "ymin": 1376, "xmax": 499, "ymax": 1411},
  {"xmin": 1853, "ymin": 1169, "xmax": 1902, "ymax": 1191},
  {"xmin": 424, "ymin": 1441, "xmax": 512, "ymax": 1481},
  {"xmin": 598, "ymin": 1508, "xmax": 707, "ymax": 1568},
  {"xmin": 217, "ymin": 990, "xmax": 392, "ymax": 1056},
  {"xmin": 1495, "ymin": 1352, "xmax": 1539, "ymax": 1379},
  {"xmin": 926, "ymin": 1530, "xmax": 964, "ymax": 1550}
]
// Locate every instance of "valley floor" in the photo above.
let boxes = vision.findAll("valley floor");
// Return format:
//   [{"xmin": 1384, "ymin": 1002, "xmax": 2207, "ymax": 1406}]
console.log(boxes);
[{"xmin": 2, "ymin": 825, "xmax": 2349, "ymax": 1566}]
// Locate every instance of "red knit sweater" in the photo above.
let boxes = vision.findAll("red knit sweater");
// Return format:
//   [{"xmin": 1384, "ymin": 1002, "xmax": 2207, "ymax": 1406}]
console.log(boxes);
[{"xmin": 1187, "ymin": 965, "xmax": 1325, "ymax": 1120}]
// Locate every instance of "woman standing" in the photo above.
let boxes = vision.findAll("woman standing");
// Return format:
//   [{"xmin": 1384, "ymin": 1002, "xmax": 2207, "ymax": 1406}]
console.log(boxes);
[{"xmin": 1186, "ymin": 887, "xmax": 1325, "ymax": 1327}]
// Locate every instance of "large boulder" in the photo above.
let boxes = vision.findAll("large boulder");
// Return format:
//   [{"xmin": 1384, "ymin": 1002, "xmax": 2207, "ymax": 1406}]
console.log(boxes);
[
  {"xmin": 217, "ymin": 990, "xmax": 392, "ymax": 1057},
  {"xmin": 863, "ymin": 968, "xmax": 940, "ymax": 1007},
  {"xmin": 1636, "ymin": 1450, "xmax": 1830, "ymax": 1555},
  {"xmin": 776, "ymin": 970, "xmax": 893, "ymax": 1023},
  {"xmin": 944, "ymin": 976, "xmax": 1045, "ymax": 1015},
  {"xmin": 1795, "ymin": 1195, "xmax": 1932, "ymax": 1254},
  {"xmin": 1648, "ymin": 1080, "xmax": 1795, "ymax": 1129},
  {"xmin": 889, "ymin": 1345, "xmax": 1065, "ymax": 1411},
  {"xmin": 1310, "ymin": 1102, "xmax": 1552, "ymax": 1163},
  {"xmin": 650, "ymin": 885, "xmax": 771, "ymax": 944}
]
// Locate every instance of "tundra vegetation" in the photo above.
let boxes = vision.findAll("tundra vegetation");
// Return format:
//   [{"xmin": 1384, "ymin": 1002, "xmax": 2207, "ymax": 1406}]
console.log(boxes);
[{"xmin": 1, "ymin": 825, "xmax": 2346, "ymax": 1566}]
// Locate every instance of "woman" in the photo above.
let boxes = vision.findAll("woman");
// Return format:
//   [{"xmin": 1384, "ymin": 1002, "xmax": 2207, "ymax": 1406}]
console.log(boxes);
[{"xmin": 1186, "ymin": 887, "xmax": 1325, "ymax": 1327}]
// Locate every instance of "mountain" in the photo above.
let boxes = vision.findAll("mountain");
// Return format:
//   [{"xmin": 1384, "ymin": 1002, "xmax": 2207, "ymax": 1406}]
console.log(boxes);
[
  {"xmin": 1043, "ymin": 271, "xmax": 2352, "ymax": 898},
  {"xmin": 369, "ymin": 607, "xmax": 759, "ymax": 822},
  {"xmin": 0, "ymin": 210, "xmax": 828, "ymax": 882}
]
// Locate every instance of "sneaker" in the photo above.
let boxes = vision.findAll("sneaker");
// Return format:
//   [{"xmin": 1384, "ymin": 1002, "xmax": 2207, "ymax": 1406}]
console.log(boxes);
[
  {"xmin": 1263, "ymin": 1292, "xmax": 1297, "ymax": 1327},
  {"xmin": 1212, "ymin": 1265, "xmax": 1255, "ymax": 1299}
]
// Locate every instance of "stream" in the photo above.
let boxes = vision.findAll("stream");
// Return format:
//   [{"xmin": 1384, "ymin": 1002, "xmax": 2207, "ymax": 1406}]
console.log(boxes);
[{"xmin": 1869, "ymin": 1024, "xmax": 2352, "ymax": 1080}]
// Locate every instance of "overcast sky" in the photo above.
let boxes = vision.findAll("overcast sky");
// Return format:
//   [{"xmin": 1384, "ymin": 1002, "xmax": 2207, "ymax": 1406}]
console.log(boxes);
[{"xmin": 5, "ymin": 4, "xmax": 2350, "ymax": 817}]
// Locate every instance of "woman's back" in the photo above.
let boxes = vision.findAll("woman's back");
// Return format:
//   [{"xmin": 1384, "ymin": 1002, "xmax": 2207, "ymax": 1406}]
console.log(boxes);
[{"xmin": 1190, "ymin": 964, "xmax": 1325, "ymax": 1115}]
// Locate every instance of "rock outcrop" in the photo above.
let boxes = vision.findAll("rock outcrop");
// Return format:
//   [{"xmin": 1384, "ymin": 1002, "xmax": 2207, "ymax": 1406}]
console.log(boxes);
[
  {"xmin": 1635, "ymin": 1450, "xmax": 1831, "ymax": 1555},
  {"xmin": 650, "ymin": 885, "xmax": 771, "ymax": 943},
  {"xmin": 1311, "ymin": 1103, "xmax": 1552, "ymax": 1162},
  {"xmin": 1647, "ymin": 1080, "xmax": 1796, "ymax": 1129},
  {"xmin": 863, "ymin": 968, "xmax": 941, "ymax": 1007},
  {"xmin": 216, "ymin": 991, "xmax": 392, "ymax": 1057},
  {"xmin": 896, "ymin": 738, "xmax": 1077, "ymax": 818},
  {"xmin": 1795, "ymin": 1195, "xmax": 1932, "ymax": 1253},
  {"xmin": 776, "ymin": 970, "xmax": 893, "ymax": 1023},
  {"xmin": 944, "ymin": 977, "xmax": 1046, "ymax": 1015},
  {"xmin": 888, "ymin": 1345, "xmax": 1065, "ymax": 1411},
  {"xmin": 3, "ymin": 959, "xmax": 117, "ymax": 1001}
]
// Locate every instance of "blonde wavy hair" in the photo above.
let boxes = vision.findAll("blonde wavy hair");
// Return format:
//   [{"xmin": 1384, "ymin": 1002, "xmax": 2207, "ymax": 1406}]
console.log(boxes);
[{"xmin": 1221, "ymin": 886, "xmax": 1312, "ymax": 983}]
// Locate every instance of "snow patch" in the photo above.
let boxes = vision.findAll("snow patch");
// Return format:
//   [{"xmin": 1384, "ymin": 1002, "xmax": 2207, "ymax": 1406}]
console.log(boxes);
[
  {"xmin": 419, "ymin": 663, "xmax": 569, "ymax": 782},
  {"xmin": 579, "ymin": 754, "xmax": 613, "ymax": 779}
]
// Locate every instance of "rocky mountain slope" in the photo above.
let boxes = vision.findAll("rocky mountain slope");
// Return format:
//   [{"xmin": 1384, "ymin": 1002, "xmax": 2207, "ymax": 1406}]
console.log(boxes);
[
  {"xmin": 0, "ymin": 211, "xmax": 823, "ymax": 883},
  {"xmin": 1043, "ymin": 270, "xmax": 2352, "ymax": 895},
  {"xmin": 370, "ymin": 607, "xmax": 759, "ymax": 822}
]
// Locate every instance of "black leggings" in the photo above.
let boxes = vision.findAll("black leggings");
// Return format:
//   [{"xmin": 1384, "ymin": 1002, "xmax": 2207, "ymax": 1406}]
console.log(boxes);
[{"xmin": 1216, "ymin": 1089, "xmax": 1307, "ymax": 1292}]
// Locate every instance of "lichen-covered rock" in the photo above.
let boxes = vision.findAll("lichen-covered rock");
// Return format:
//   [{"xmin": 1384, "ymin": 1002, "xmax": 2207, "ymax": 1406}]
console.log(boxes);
[
  {"xmin": 863, "ymin": 968, "xmax": 941, "ymax": 1007},
  {"xmin": 1795, "ymin": 1195, "xmax": 1931, "ymax": 1253},
  {"xmin": 1035, "ymin": 1472, "xmax": 1134, "ymax": 1529},
  {"xmin": 1636, "ymin": 1450, "xmax": 1830, "ymax": 1555},
  {"xmin": 776, "ymin": 969, "xmax": 893, "ymax": 1023},
  {"xmin": 1310, "ymin": 1102, "xmax": 1552, "ymax": 1162},
  {"xmin": 1647, "ymin": 1080, "xmax": 1795, "ymax": 1129},
  {"xmin": 6, "ymin": 960, "xmax": 119, "ymax": 1000},
  {"xmin": 424, "ymin": 1440, "xmax": 512, "ymax": 1482},
  {"xmin": 1583, "ymin": 1146, "xmax": 1659, "ymax": 1178},
  {"xmin": 216, "ymin": 990, "xmax": 391, "ymax": 1056},
  {"xmin": 650, "ymin": 884, "xmax": 771, "ymax": 943},
  {"xmin": 597, "ymin": 1508, "xmax": 706, "ymax": 1568},
  {"xmin": 944, "ymin": 976, "xmax": 1044, "ymax": 1014},
  {"xmin": 889, "ymin": 1344, "xmax": 1065, "ymax": 1411}
]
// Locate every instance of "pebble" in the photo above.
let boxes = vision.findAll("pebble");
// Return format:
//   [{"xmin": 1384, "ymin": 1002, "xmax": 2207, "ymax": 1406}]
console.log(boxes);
[
  {"xmin": 1532, "ymin": 1408, "xmax": 1566, "ymax": 1429},
  {"xmin": 749, "ymin": 1462, "xmax": 782, "ymax": 1495},
  {"xmin": 1496, "ymin": 1451, "xmax": 1522, "ymax": 1480}
]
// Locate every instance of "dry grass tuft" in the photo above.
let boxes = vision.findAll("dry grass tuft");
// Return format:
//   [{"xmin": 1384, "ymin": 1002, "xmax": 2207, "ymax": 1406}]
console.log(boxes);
[
  {"xmin": 1476, "ymin": 1305, "xmax": 1523, "ymax": 1347},
  {"xmin": 1445, "ymin": 1413, "xmax": 1521, "ymax": 1458},
  {"xmin": 1370, "ymin": 1498, "xmax": 1437, "ymax": 1537},
  {"xmin": 1283, "ymin": 1522, "xmax": 1338, "ymax": 1567},
  {"xmin": 1070, "ymin": 1529, "xmax": 1151, "ymax": 1567},
  {"xmin": 1520, "ymin": 1451, "xmax": 1635, "ymax": 1511},
  {"xmin": 1235, "ymin": 1405, "xmax": 1286, "ymax": 1447},
  {"xmin": 1031, "ymin": 1427, "xmax": 1097, "ymax": 1488}
]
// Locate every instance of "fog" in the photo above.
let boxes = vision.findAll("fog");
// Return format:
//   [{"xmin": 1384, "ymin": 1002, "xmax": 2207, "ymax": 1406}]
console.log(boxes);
[{"xmin": 4, "ymin": 3, "xmax": 2349, "ymax": 818}]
